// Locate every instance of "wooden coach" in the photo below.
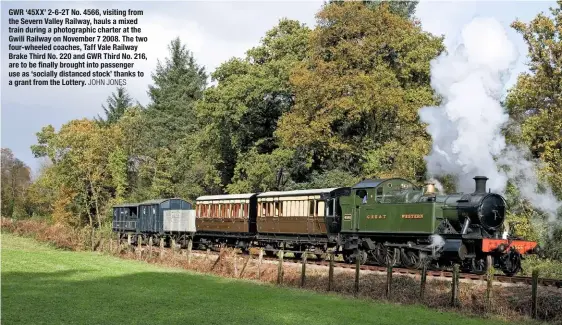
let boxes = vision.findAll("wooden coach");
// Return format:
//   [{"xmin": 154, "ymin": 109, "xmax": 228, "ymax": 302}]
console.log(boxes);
[
  {"xmin": 195, "ymin": 193, "xmax": 257, "ymax": 234},
  {"xmin": 256, "ymin": 188, "xmax": 350, "ymax": 237}
]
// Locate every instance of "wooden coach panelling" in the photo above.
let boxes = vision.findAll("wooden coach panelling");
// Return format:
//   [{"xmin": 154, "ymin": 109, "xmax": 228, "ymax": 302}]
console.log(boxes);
[
  {"xmin": 257, "ymin": 192, "xmax": 330, "ymax": 235},
  {"xmin": 195, "ymin": 195, "xmax": 255, "ymax": 233}
]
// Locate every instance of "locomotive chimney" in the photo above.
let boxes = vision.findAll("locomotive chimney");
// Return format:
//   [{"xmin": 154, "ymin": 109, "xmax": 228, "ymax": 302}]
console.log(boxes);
[{"xmin": 473, "ymin": 176, "xmax": 488, "ymax": 194}]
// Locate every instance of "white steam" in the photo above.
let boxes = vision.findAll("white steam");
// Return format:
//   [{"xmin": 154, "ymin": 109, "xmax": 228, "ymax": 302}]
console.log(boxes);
[
  {"xmin": 427, "ymin": 234, "xmax": 445, "ymax": 251},
  {"xmin": 419, "ymin": 17, "xmax": 562, "ymax": 223}
]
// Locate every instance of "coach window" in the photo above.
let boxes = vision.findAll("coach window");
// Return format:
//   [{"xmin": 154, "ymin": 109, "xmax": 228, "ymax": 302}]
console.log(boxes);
[
  {"xmin": 242, "ymin": 203, "xmax": 248, "ymax": 218},
  {"xmin": 231, "ymin": 204, "xmax": 237, "ymax": 218},
  {"xmin": 317, "ymin": 201, "xmax": 324, "ymax": 217},
  {"xmin": 280, "ymin": 202, "xmax": 284, "ymax": 217},
  {"xmin": 309, "ymin": 200, "xmax": 315, "ymax": 216}
]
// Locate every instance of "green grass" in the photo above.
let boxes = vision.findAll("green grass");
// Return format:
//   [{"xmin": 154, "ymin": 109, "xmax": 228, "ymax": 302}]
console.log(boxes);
[{"xmin": 2, "ymin": 234, "xmax": 522, "ymax": 325}]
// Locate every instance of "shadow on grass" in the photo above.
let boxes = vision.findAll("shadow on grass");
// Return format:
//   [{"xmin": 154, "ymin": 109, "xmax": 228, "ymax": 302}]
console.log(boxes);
[{"xmin": 2, "ymin": 268, "xmax": 513, "ymax": 325}]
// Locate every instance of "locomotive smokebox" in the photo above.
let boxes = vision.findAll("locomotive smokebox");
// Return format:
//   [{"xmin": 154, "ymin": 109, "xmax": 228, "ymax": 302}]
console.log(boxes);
[{"xmin": 473, "ymin": 176, "xmax": 488, "ymax": 194}]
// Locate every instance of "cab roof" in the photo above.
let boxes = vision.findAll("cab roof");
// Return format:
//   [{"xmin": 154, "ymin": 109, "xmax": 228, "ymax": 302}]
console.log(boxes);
[{"xmin": 352, "ymin": 178, "xmax": 415, "ymax": 189}]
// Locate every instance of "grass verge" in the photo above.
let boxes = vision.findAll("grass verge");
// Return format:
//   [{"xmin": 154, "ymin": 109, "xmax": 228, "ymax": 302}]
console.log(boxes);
[{"xmin": 1, "ymin": 233, "xmax": 533, "ymax": 325}]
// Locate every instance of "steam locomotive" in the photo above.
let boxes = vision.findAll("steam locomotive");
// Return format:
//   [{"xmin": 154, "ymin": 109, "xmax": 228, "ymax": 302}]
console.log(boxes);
[{"xmin": 112, "ymin": 176, "xmax": 538, "ymax": 276}]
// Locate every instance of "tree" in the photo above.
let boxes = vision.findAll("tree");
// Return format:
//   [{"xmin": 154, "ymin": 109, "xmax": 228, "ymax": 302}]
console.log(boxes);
[
  {"xmin": 130, "ymin": 37, "xmax": 209, "ymax": 199},
  {"xmin": 328, "ymin": 0, "xmax": 419, "ymax": 19},
  {"xmin": 194, "ymin": 19, "xmax": 311, "ymax": 190},
  {"xmin": 95, "ymin": 87, "xmax": 133, "ymax": 125},
  {"xmin": 146, "ymin": 37, "xmax": 207, "ymax": 147},
  {"xmin": 1, "ymin": 148, "xmax": 31, "ymax": 218},
  {"xmin": 30, "ymin": 120, "xmax": 125, "ymax": 227},
  {"xmin": 276, "ymin": 2, "xmax": 444, "ymax": 183},
  {"xmin": 504, "ymin": 1, "xmax": 562, "ymax": 257},
  {"xmin": 505, "ymin": 1, "xmax": 562, "ymax": 198},
  {"xmin": 364, "ymin": 0, "xmax": 418, "ymax": 19}
]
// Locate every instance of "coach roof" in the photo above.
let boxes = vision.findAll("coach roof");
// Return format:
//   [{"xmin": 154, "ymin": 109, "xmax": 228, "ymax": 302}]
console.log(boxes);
[
  {"xmin": 196, "ymin": 193, "xmax": 256, "ymax": 201},
  {"xmin": 257, "ymin": 188, "xmax": 341, "ymax": 198}
]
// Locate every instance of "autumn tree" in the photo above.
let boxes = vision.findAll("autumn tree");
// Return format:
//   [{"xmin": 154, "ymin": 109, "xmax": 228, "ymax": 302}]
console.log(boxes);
[
  {"xmin": 95, "ymin": 87, "xmax": 134, "ymax": 125},
  {"xmin": 505, "ymin": 1, "xmax": 562, "ymax": 198},
  {"xmin": 276, "ymin": 2, "xmax": 444, "ymax": 183},
  {"xmin": 0, "ymin": 148, "xmax": 31, "ymax": 218},
  {"xmin": 504, "ymin": 1, "xmax": 562, "ymax": 254},
  {"xmin": 31, "ymin": 120, "xmax": 125, "ymax": 227}
]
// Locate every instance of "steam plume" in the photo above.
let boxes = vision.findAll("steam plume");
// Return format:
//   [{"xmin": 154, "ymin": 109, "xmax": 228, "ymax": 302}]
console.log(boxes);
[{"xmin": 419, "ymin": 17, "xmax": 561, "ymax": 223}]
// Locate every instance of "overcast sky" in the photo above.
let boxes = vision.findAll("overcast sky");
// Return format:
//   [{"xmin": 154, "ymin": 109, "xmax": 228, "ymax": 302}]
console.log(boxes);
[{"xmin": 1, "ymin": 0, "xmax": 557, "ymax": 174}]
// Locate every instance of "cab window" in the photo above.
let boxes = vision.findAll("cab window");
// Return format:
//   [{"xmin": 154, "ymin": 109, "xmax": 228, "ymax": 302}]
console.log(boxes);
[{"xmin": 356, "ymin": 189, "xmax": 368, "ymax": 204}]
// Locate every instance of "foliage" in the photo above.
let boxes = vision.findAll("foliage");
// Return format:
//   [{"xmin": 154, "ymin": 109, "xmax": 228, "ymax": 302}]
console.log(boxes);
[
  {"xmin": 504, "ymin": 1, "xmax": 562, "ymax": 256},
  {"xmin": 146, "ymin": 37, "xmax": 207, "ymax": 148},
  {"xmin": 135, "ymin": 37, "xmax": 209, "ymax": 200},
  {"xmin": 363, "ymin": 0, "xmax": 419, "ymax": 19},
  {"xmin": 30, "ymin": 120, "xmax": 125, "ymax": 227},
  {"xmin": 195, "ymin": 19, "xmax": 311, "ymax": 189},
  {"xmin": 505, "ymin": 1, "xmax": 562, "ymax": 199},
  {"xmin": 95, "ymin": 87, "xmax": 134, "ymax": 125},
  {"xmin": 227, "ymin": 148, "xmax": 295, "ymax": 193},
  {"xmin": 276, "ymin": 2, "xmax": 444, "ymax": 183},
  {"xmin": 1, "ymin": 148, "xmax": 32, "ymax": 218}
]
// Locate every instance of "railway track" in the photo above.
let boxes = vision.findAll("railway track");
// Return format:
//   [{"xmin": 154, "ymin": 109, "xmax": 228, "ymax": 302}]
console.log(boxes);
[{"xmin": 151, "ymin": 245, "xmax": 562, "ymax": 289}]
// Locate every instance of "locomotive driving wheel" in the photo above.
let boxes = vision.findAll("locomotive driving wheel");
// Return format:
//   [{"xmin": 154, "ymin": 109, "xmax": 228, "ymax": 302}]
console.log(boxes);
[
  {"xmin": 343, "ymin": 249, "xmax": 367, "ymax": 265},
  {"xmin": 401, "ymin": 249, "xmax": 421, "ymax": 269},
  {"xmin": 500, "ymin": 248, "xmax": 522, "ymax": 277},
  {"xmin": 470, "ymin": 258, "xmax": 487, "ymax": 275},
  {"xmin": 378, "ymin": 245, "xmax": 398, "ymax": 267}
]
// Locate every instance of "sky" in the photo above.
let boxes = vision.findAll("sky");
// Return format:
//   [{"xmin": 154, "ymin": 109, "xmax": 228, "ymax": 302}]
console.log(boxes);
[{"xmin": 1, "ymin": 0, "xmax": 558, "ymax": 174}]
